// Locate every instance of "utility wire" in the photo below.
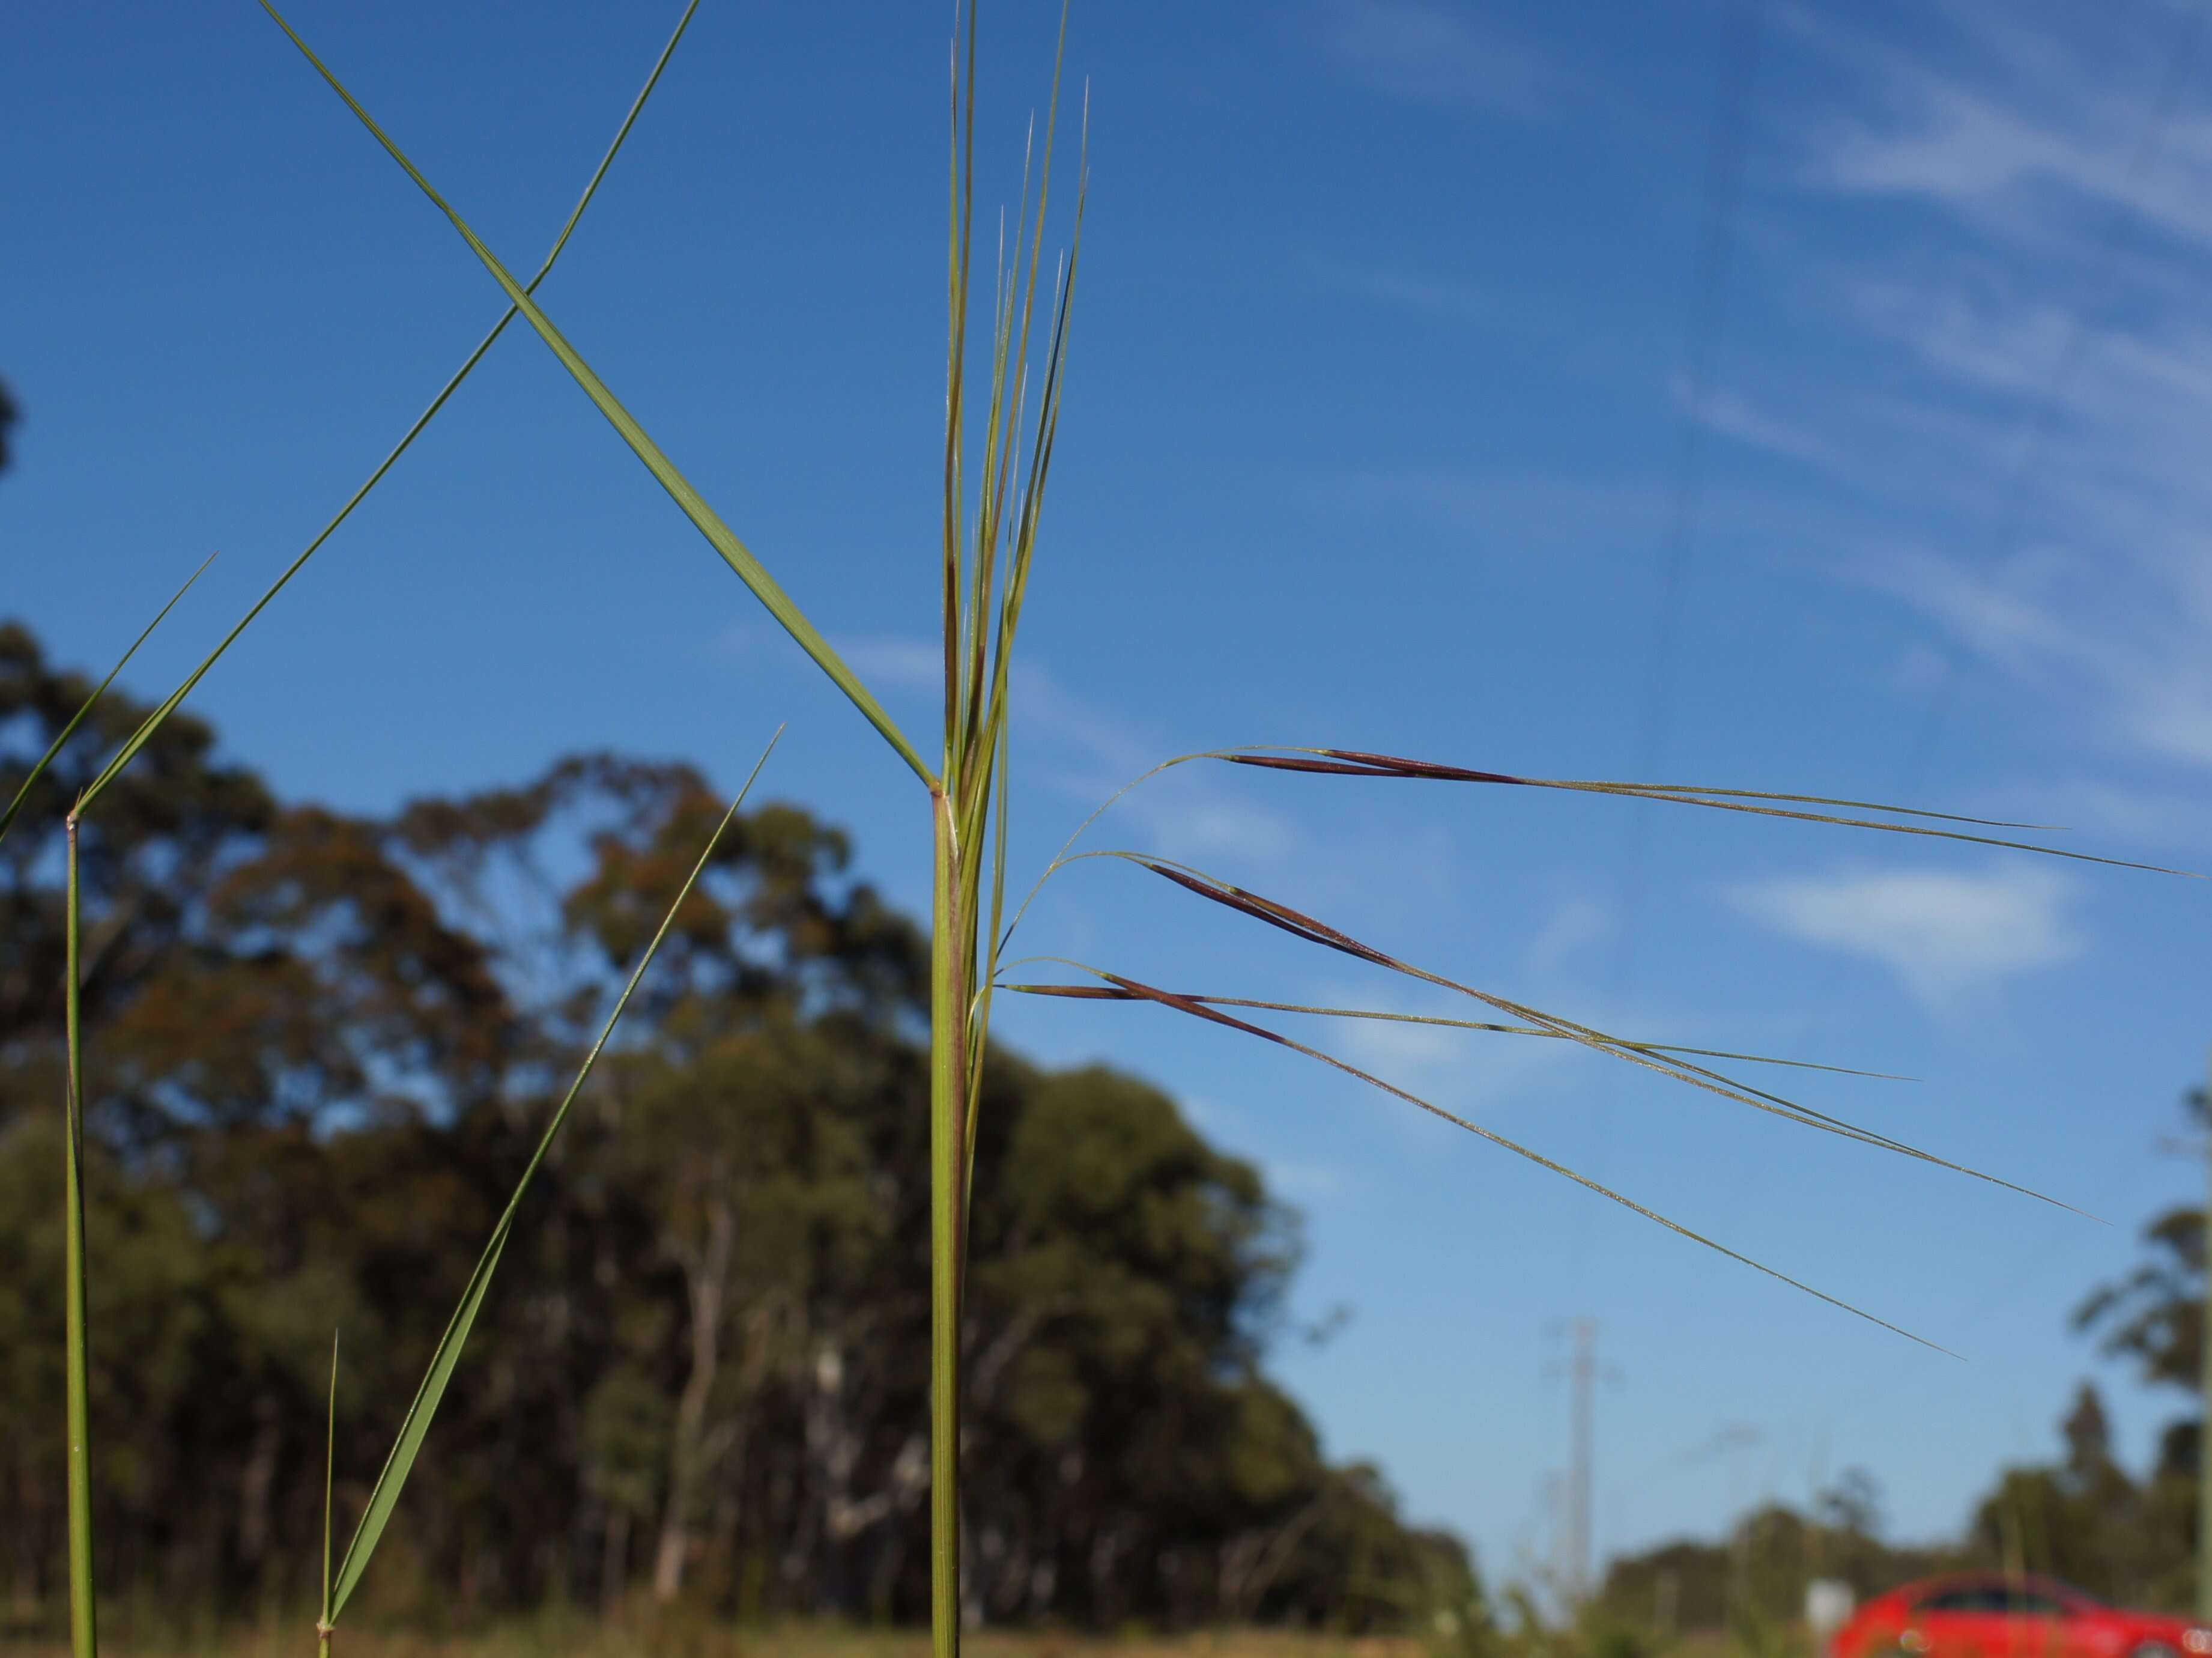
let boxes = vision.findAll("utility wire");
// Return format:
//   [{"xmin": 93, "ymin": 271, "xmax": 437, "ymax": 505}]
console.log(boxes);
[
  {"xmin": 1572, "ymin": 0, "xmax": 1765, "ymax": 1278},
  {"xmin": 1631, "ymin": 1, "xmax": 1768, "ymax": 786}
]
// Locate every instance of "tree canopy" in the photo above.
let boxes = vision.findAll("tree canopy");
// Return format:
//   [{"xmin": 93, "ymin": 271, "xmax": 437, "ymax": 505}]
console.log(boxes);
[{"xmin": 0, "ymin": 619, "xmax": 1477, "ymax": 1635}]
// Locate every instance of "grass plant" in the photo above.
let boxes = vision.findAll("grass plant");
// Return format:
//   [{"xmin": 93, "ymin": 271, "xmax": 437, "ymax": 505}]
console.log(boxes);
[
  {"xmin": 4, "ymin": 1617, "xmax": 1464, "ymax": 1658},
  {"xmin": 11, "ymin": 4, "xmax": 2198, "ymax": 1657}
]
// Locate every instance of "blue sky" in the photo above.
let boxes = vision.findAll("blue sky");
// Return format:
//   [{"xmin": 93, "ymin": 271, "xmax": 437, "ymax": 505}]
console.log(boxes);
[{"xmin": 10, "ymin": 0, "xmax": 2212, "ymax": 1603}]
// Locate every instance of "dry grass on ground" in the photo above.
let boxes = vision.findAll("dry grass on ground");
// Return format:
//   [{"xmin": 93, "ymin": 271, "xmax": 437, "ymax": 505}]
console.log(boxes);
[{"xmin": 2, "ymin": 1618, "xmax": 1444, "ymax": 1658}]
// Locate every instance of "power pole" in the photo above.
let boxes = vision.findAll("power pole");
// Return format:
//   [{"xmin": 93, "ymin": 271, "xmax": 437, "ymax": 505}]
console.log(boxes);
[
  {"xmin": 1719, "ymin": 1423, "xmax": 1759, "ymax": 1627},
  {"xmin": 1548, "ymin": 1319, "xmax": 1622, "ymax": 1614},
  {"xmin": 1570, "ymin": 1319, "xmax": 1596, "ymax": 1609}
]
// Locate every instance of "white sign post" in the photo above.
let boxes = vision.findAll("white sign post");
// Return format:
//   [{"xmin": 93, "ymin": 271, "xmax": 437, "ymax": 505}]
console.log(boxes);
[{"xmin": 1807, "ymin": 1580, "xmax": 1856, "ymax": 1651}]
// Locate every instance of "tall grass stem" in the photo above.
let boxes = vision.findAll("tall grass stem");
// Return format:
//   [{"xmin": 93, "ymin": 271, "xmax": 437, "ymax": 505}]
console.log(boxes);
[
  {"xmin": 929, "ymin": 790, "xmax": 967, "ymax": 1658},
  {"xmin": 321, "ymin": 1331, "xmax": 338, "ymax": 1657},
  {"xmin": 63, "ymin": 813, "xmax": 95, "ymax": 1658}
]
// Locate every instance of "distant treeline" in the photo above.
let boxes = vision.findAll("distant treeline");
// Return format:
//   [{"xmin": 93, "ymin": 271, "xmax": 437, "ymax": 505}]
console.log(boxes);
[
  {"xmin": 1595, "ymin": 1057, "xmax": 2212, "ymax": 1635},
  {"xmin": 1601, "ymin": 1379, "xmax": 2203, "ymax": 1630},
  {"xmin": 0, "ymin": 621, "xmax": 1477, "ymax": 1633}
]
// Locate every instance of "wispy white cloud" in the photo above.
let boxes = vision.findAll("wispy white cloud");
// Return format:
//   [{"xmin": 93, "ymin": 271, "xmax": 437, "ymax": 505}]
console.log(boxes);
[
  {"xmin": 1298, "ymin": 251, "xmax": 1492, "ymax": 320},
  {"xmin": 1279, "ymin": 976, "xmax": 1590, "ymax": 1126},
  {"xmin": 1673, "ymin": 376, "xmax": 1853, "ymax": 473},
  {"xmin": 1259, "ymin": 1155, "xmax": 1351, "ymax": 1203},
  {"xmin": 1729, "ymin": 863, "xmax": 2080, "ymax": 1007},
  {"xmin": 2006, "ymin": 776, "xmax": 2212, "ymax": 849},
  {"xmin": 1835, "ymin": 539, "xmax": 2212, "ymax": 774},
  {"xmin": 1524, "ymin": 895, "xmax": 1611, "ymax": 976},
  {"xmin": 1342, "ymin": 468, "xmax": 1668, "ymax": 556},
  {"xmin": 1330, "ymin": 1003, "xmax": 1468, "ymax": 1081},
  {"xmin": 837, "ymin": 635, "xmax": 942, "ymax": 693},
  {"xmin": 1008, "ymin": 659, "xmax": 1299, "ymax": 867},
  {"xmin": 1781, "ymin": 3, "xmax": 2212, "ymax": 253},
  {"xmin": 1181, "ymin": 1092, "xmax": 1351, "ymax": 1202},
  {"xmin": 1303, "ymin": 0, "xmax": 1560, "ymax": 113},
  {"xmin": 1742, "ymin": 5, "xmax": 2212, "ymax": 782}
]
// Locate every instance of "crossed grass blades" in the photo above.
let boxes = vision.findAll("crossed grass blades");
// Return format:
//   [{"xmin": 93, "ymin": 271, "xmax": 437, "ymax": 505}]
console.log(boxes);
[{"xmin": 11, "ymin": 4, "xmax": 2193, "ymax": 1657}]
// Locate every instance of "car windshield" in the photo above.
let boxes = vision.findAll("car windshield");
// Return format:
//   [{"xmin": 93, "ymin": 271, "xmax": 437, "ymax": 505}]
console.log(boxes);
[{"xmin": 1915, "ymin": 1582, "xmax": 2094, "ymax": 1617}]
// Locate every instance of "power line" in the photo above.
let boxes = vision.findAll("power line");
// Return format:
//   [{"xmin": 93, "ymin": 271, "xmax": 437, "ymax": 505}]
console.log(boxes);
[
  {"xmin": 1631, "ymin": 0, "xmax": 1767, "ymax": 785},
  {"xmin": 1572, "ymin": 0, "xmax": 1766, "ymax": 1275}
]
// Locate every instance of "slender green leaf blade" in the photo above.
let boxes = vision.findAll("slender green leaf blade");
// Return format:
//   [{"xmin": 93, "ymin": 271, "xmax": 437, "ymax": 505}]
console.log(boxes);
[
  {"xmin": 62, "ymin": 821, "xmax": 97, "ymax": 1658},
  {"xmin": 330, "ymin": 730, "xmax": 780, "ymax": 1619},
  {"xmin": 261, "ymin": 1, "xmax": 933, "ymax": 789},
  {"xmin": 1, "ymin": 551, "xmax": 212, "ymax": 846},
  {"xmin": 80, "ymin": 3, "xmax": 700, "ymax": 816},
  {"xmin": 320, "ymin": 1330, "xmax": 338, "ymax": 1644},
  {"xmin": 330, "ymin": 1230, "xmax": 508, "ymax": 1619}
]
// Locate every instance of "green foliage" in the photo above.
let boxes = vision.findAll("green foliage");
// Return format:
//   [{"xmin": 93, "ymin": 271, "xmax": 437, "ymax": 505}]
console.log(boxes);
[
  {"xmin": 2076, "ymin": 1087, "xmax": 2212, "ymax": 1401},
  {"xmin": 1590, "ymin": 1392, "xmax": 2197, "ymax": 1641},
  {"xmin": 0, "ymin": 621, "xmax": 1465, "ymax": 1635},
  {"xmin": 1595, "ymin": 1478, "xmax": 1966, "ymax": 1638}
]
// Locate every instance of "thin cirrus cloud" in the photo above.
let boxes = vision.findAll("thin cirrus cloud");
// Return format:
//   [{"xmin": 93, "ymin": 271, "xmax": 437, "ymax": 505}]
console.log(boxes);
[
  {"xmin": 1788, "ymin": 4, "xmax": 2212, "ymax": 255},
  {"xmin": 1837, "ymin": 532, "xmax": 2212, "ymax": 776},
  {"xmin": 1670, "ymin": 375, "xmax": 1853, "ymax": 475},
  {"xmin": 1524, "ymin": 893, "xmax": 1611, "ymax": 976},
  {"xmin": 1744, "ymin": 5, "xmax": 2212, "ymax": 792},
  {"xmin": 1728, "ymin": 863, "xmax": 2080, "ymax": 1008},
  {"xmin": 1302, "ymin": 0, "xmax": 1561, "ymax": 114},
  {"xmin": 1296, "ymin": 251, "xmax": 1493, "ymax": 321}
]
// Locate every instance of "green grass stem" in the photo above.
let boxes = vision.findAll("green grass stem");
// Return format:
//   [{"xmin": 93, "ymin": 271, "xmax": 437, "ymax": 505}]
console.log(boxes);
[
  {"xmin": 63, "ymin": 813, "xmax": 95, "ymax": 1658},
  {"xmin": 930, "ymin": 791, "xmax": 967, "ymax": 1658},
  {"xmin": 321, "ymin": 1331, "xmax": 338, "ymax": 1658}
]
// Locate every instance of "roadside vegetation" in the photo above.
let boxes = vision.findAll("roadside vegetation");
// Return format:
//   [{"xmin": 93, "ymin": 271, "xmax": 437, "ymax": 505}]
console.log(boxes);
[
  {"xmin": 4, "ymin": 7, "xmax": 2197, "ymax": 1658},
  {"xmin": 0, "ymin": 621, "xmax": 1474, "ymax": 1639},
  {"xmin": 10, "ymin": 604, "xmax": 2205, "ymax": 1654}
]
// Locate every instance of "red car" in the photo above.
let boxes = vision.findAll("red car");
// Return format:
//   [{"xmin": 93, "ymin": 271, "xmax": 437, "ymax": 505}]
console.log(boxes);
[{"xmin": 1832, "ymin": 1576, "xmax": 2212, "ymax": 1658}]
